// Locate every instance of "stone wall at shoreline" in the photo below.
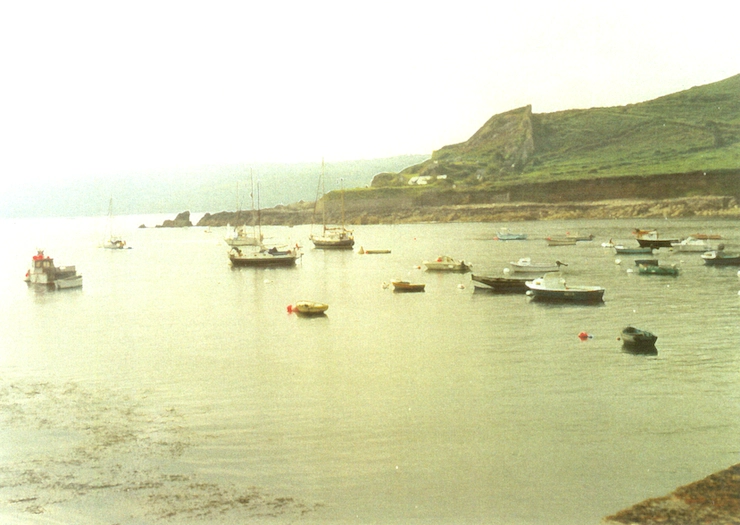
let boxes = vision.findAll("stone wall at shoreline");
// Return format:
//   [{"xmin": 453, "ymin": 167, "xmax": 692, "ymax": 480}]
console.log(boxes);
[{"xmin": 194, "ymin": 196, "xmax": 740, "ymax": 227}]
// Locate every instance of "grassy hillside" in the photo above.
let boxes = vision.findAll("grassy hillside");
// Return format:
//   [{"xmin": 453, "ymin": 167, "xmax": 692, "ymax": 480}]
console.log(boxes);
[{"xmin": 372, "ymin": 74, "xmax": 740, "ymax": 194}]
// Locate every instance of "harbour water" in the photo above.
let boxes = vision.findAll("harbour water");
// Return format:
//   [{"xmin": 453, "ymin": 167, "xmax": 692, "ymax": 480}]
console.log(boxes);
[{"xmin": 0, "ymin": 215, "xmax": 739, "ymax": 524}]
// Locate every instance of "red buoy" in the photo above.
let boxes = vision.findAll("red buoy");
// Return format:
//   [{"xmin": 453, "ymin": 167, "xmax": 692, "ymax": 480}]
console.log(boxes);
[{"xmin": 578, "ymin": 331, "xmax": 590, "ymax": 340}]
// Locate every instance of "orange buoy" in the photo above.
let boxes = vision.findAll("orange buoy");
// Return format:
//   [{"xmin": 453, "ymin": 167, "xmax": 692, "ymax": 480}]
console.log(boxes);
[
  {"xmin": 287, "ymin": 305, "xmax": 294, "ymax": 314},
  {"xmin": 578, "ymin": 331, "xmax": 590, "ymax": 340}
]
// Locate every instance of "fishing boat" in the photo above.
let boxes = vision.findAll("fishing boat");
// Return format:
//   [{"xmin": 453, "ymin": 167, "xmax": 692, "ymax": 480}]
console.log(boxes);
[
  {"xmin": 701, "ymin": 250, "xmax": 740, "ymax": 266},
  {"xmin": 101, "ymin": 198, "xmax": 130, "ymax": 249},
  {"xmin": 525, "ymin": 274, "xmax": 604, "ymax": 304},
  {"xmin": 614, "ymin": 245, "xmax": 654, "ymax": 255},
  {"xmin": 633, "ymin": 229, "xmax": 679, "ymax": 249},
  {"xmin": 637, "ymin": 263, "xmax": 679, "ymax": 276},
  {"xmin": 423, "ymin": 255, "xmax": 472, "ymax": 272},
  {"xmin": 620, "ymin": 326, "xmax": 658, "ymax": 352},
  {"xmin": 310, "ymin": 160, "xmax": 354, "ymax": 249},
  {"xmin": 508, "ymin": 257, "xmax": 566, "ymax": 275},
  {"xmin": 494, "ymin": 228, "xmax": 527, "ymax": 240},
  {"xmin": 471, "ymin": 274, "xmax": 530, "ymax": 293},
  {"xmin": 391, "ymin": 280, "xmax": 425, "ymax": 293},
  {"xmin": 292, "ymin": 301, "xmax": 329, "ymax": 316},
  {"xmin": 24, "ymin": 250, "xmax": 83, "ymax": 289}
]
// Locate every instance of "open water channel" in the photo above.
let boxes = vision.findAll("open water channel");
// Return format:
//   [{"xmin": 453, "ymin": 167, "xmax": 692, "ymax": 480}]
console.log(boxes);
[{"xmin": 0, "ymin": 215, "xmax": 738, "ymax": 524}]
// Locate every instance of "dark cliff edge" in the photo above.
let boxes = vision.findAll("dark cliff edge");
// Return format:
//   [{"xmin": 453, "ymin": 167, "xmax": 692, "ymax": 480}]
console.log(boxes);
[{"xmin": 603, "ymin": 463, "xmax": 740, "ymax": 524}]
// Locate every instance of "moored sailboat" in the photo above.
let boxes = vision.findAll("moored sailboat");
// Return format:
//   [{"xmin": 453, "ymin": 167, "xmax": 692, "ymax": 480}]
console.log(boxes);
[{"xmin": 310, "ymin": 160, "xmax": 355, "ymax": 249}]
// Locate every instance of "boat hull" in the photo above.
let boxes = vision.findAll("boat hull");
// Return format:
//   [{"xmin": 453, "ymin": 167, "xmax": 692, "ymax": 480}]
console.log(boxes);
[
  {"xmin": 621, "ymin": 327, "xmax": 658, "ymax": 353},
  {"xmin": 424, "ymin": 262, "xmax": 471, "ymax": 272},
  {"xmin": 614, "ymin": 246, "xmax": 654, "ymax": 255},
  {"xmin": 525, "ymin": 278, "xmax": 605, "ymax": 304},
  {"xmin": 294, "ymin": 301, "xmax": 329, "ymax": 316},
  {"xmin": 391, "ymin": 281, "xmax": 425, "ymax": 293},
  {"xmin": 310, "ymin": 237, "xmax": 355, "ymax": 249},
  {"xmin": 638, "ymin": 266, "xmax": 679, "ymax": 276},
  {"xmin": 701, "ymin": 252, "xmax": 740, "ymax": 266},
  {"xmin": 471, "ymin": 275, "xmax": 529, "ymax": 293}
]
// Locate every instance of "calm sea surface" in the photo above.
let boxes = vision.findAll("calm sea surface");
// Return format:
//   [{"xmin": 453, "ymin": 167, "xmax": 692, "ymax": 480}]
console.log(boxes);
[{"xmin": 0, "ymin": 215, "xmax": 739, "ymax": 525}]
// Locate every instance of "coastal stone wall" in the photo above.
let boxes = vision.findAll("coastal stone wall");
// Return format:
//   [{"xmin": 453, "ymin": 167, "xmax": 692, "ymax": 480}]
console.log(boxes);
[{"xmin": 193, "ymin": 195, "xmax": 740, "ymax": 227}]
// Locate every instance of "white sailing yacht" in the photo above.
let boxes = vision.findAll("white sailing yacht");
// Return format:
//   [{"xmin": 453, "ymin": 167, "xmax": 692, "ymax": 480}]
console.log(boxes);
[
  {"xmin": 225, "ymin": 175, "xmax": 263, "ymax": 247},
  {"xmin": 309, "ymin": 160, "xmax": 355, "ymax": 249},
  {"xmin": 101, "ymin": 197, "xmax": 129, "ymax": 249},
  {"xmin": 228, "ymin": 181, "xmax": 301, "ymax": 267}
]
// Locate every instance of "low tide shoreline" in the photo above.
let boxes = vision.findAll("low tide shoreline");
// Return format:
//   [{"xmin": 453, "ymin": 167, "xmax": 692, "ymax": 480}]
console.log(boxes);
[{"xmin": 192, "ymin": 196, "xmax": 740, "ymax": 227}]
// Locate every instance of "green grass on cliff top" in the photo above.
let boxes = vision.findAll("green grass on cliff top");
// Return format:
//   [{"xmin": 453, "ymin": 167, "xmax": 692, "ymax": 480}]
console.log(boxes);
[{"xmin": 406, "ymin": 74, "xmax": 740, "ymax": 188}]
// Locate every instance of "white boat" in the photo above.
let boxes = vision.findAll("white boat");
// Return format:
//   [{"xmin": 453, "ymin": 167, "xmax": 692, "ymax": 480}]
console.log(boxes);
[
  {"xmin": 310, "ymin": 160, "xmax": 355, "ymax": 249},
  {"xmin": 229, "ymin": 245, "xmax": 300, "ymax": 267},
  {"xmin": 101, "ymin": 198, "xmax": 130, "ymax": 249},
  {"xmin": 25, "ymin": 250, "xmax": 83, "ymax": 289},
  {"xmin": 423, "ymin": 255, "xmax": 472, "ymax": 272},
  {"xmin": 508, "ymin": 257, "xmax": 566, "ymax": 274},
  {"xmin": 670, "ymin": 236, "xmax": 717, "ymax": 252},
  {"xmin": 525, "ymin": 275, "xmax": 604, "ymax": 304},
  {"xmin": 495, "ymin": 228, "xmax": 527, "ymax": 240},
  {"xmin": 225, "ymin": 224, "xmax": 263, "ymax": 247},
  {"xmin": 228, "ymin": 182, "xmax": 301, "ymax": 267}
]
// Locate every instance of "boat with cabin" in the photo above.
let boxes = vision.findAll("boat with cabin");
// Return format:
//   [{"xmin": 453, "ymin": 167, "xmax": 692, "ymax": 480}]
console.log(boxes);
[
  {"xmin": 310, "ymin": 160, "xmax": 355, "ymax": 249},
  {"xmin": 423, "ymin": 255, "xmax": 472, "ymax": 272},
  {"xmin": 101, "ymin": 198, "xmax": 130, "ymax": 249},
  {"xmin": 701, "ymin": 249, "xmax": 740, "ymax": 266},
  {"xmin": 525, "ymin": 274, "xmax": 604, "ymax": 304},
  {"xmin": 633, "ymin": 229, "xmax": 679, "ymax": 249},
  {"xmin": 25, "ymin": 250, "xmax": 83, "ymax": 289},
  {"xmin": 229, "ymin": 245, "xmax": 300, "ymax": 267}
]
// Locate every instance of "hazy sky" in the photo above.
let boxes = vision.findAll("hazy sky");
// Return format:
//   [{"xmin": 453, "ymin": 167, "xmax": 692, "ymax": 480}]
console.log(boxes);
[{"xmin": 2, "ymin": 1, "xmax": 739, "ymax": 186}]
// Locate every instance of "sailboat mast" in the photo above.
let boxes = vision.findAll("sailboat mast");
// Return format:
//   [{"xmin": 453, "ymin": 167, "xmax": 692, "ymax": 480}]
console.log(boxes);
[
  {"xmin": 256, "ymin": 180, "xmax": 262, "ymax": 242},
  {"xmin": 340, "ymin": 178, "xmax": 346, "ymax": 229},
  {"xmin": 321, "ymin": 158, "xmax": 327, "ymax": 233}
]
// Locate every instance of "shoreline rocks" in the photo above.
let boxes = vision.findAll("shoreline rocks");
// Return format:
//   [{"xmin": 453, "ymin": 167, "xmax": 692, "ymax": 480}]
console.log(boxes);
[
  {"xmin": 190, "ymin": 196, "xmax": 740, "ymax": 228},
  {"xmin": 604, "ymin": 463, "xmax": 740, "ymax": 524}
]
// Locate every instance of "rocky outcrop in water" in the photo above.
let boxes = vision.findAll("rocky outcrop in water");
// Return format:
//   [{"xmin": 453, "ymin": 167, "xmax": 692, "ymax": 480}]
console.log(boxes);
[{"xmin": 158, "ymin": 211, "xmax": 193, "ymax": 228}]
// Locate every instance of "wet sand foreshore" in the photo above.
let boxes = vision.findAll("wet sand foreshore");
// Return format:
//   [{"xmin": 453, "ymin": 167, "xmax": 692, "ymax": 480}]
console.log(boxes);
[{"xmin": 603, "ymin": 463, "xmax": 740, "ymax": 524}]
